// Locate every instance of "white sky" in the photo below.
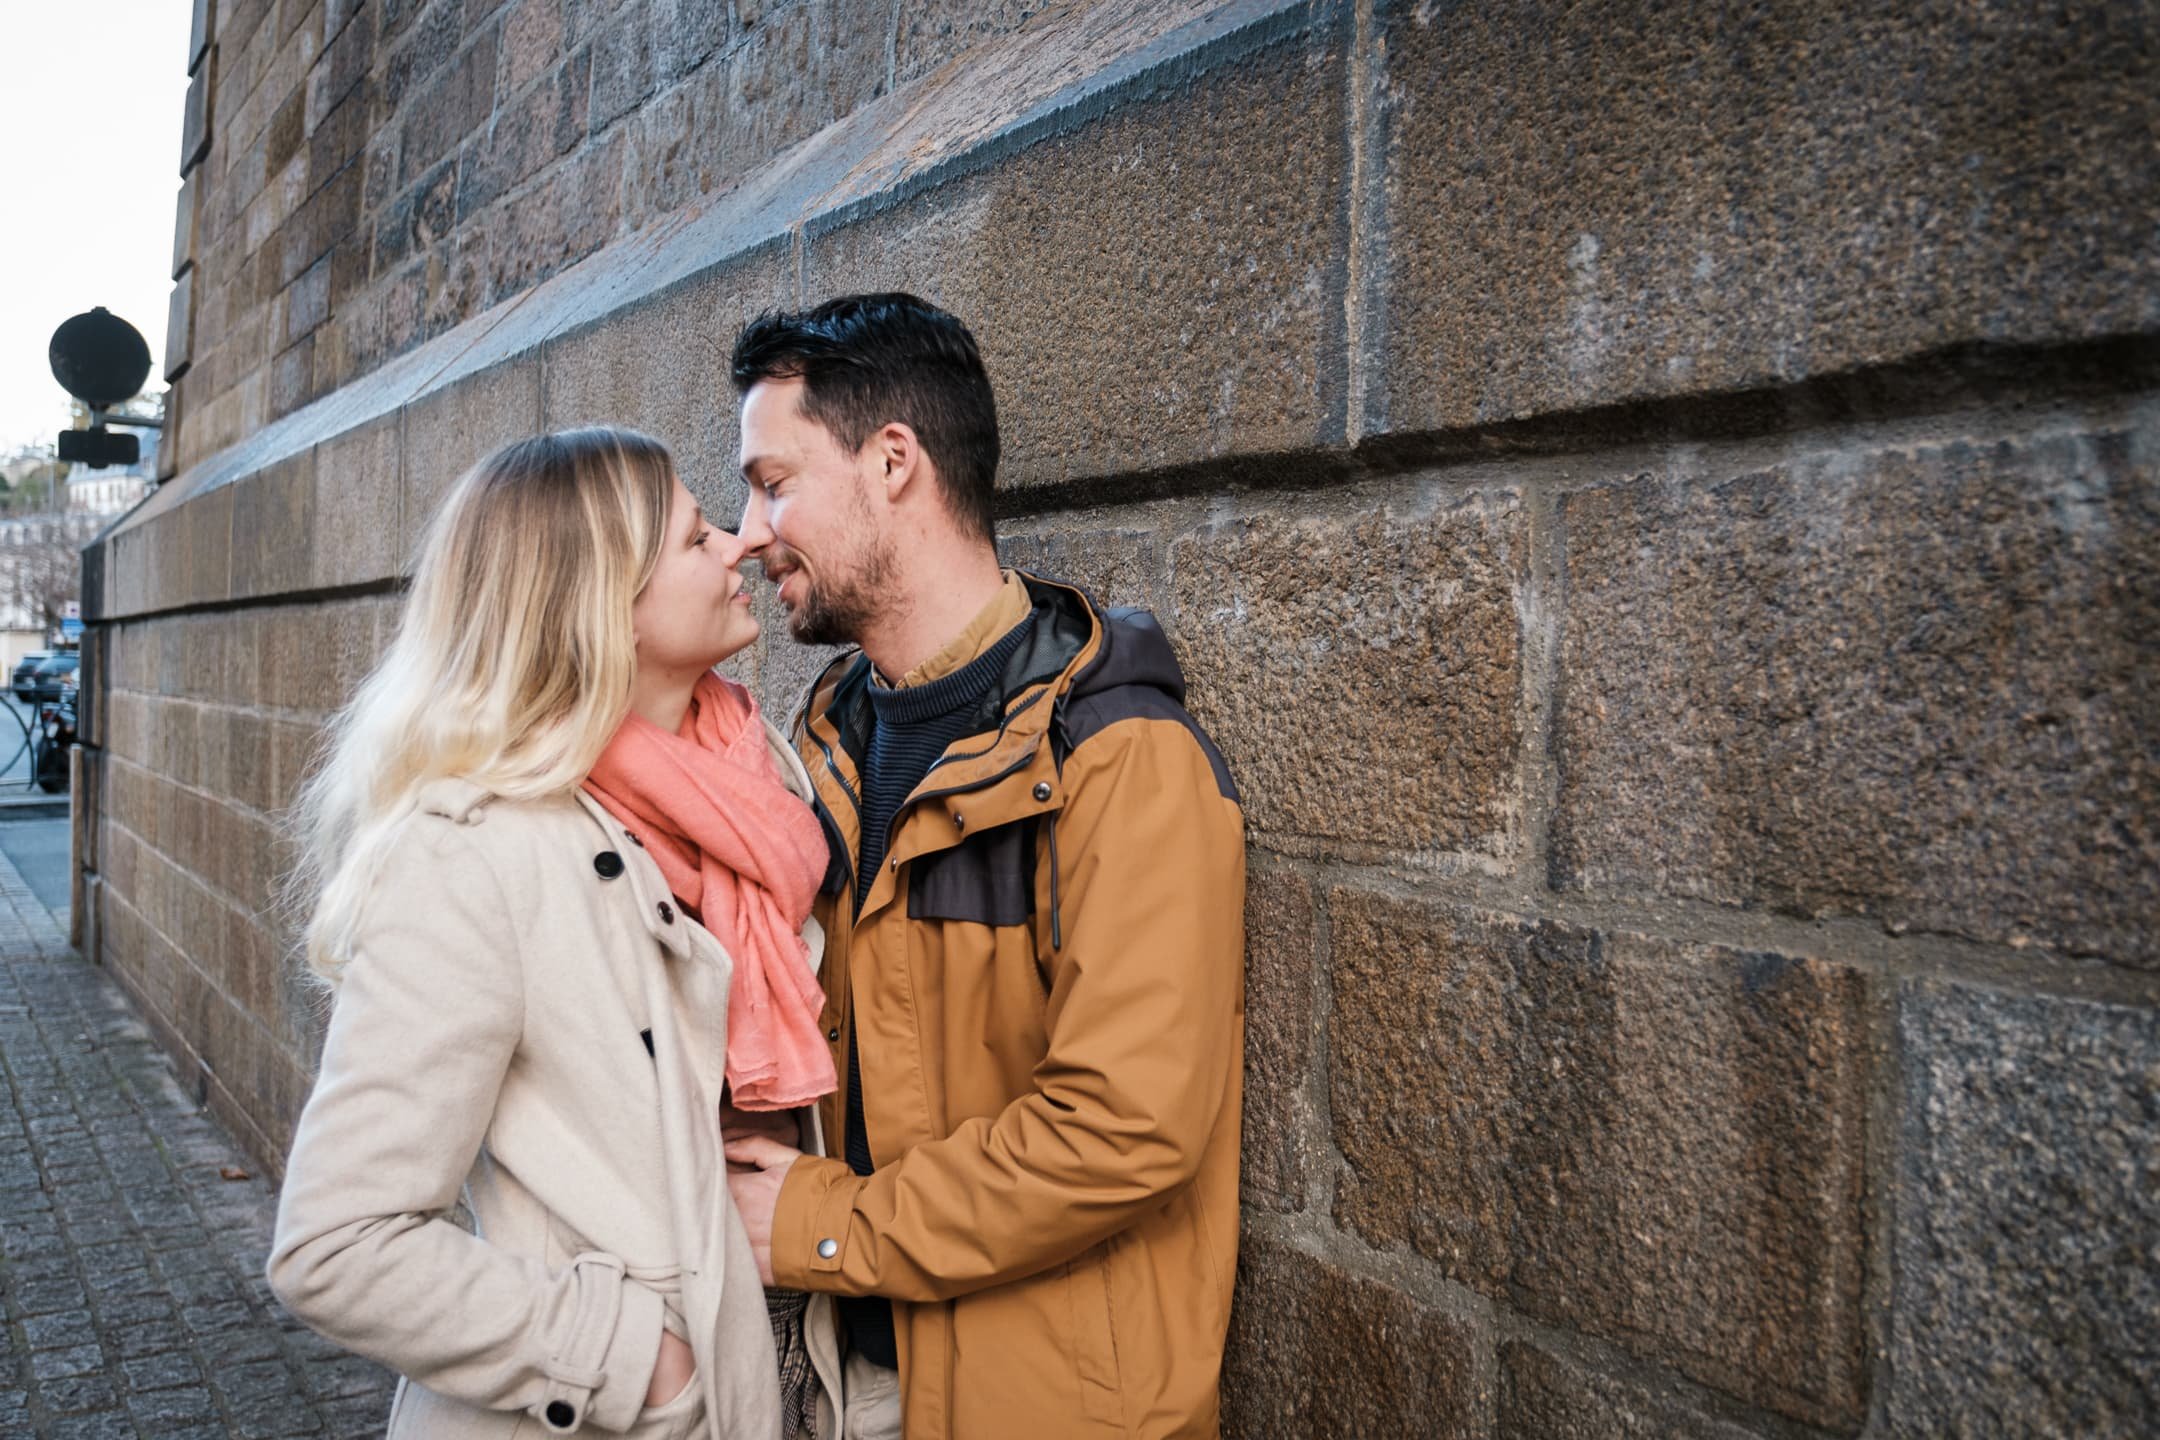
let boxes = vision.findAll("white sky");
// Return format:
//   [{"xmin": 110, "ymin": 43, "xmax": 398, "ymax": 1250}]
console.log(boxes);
[{"xmin": 0, "ymin": 1, "xmax": 193, "ymax": 454}]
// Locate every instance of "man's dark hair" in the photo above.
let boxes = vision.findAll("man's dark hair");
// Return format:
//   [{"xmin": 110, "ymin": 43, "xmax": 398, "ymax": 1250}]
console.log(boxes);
[{"xmin": 730, "ymin": 293, "xmax": 1000, "ymax": 542}]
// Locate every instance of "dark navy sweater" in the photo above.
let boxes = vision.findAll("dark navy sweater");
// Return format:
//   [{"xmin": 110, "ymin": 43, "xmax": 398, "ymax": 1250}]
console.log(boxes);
[{"xmin": 840, "ymin": 614, "xmax": 1036, "ymax": 1369}]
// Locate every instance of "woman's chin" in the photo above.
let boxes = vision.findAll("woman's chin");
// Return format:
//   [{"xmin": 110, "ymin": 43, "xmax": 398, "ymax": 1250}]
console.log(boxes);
[{"xmin": 711, "ymin": 619, "xmax": 761, "ymax": 667}]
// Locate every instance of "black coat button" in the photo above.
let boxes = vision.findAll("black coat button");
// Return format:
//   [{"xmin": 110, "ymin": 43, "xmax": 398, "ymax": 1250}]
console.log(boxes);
[
  {"xmin": 1033, "ymin": 782, "xmax": 1052, "ymax": 802},
  {"xmin": 657, "ymin": 901, "xmax": 676, "ymax": 925},
  {"xmin": 593, "ymin": 851, "xmax": 624, "ymax": 879},
  {"xmin": 625, "ymin": 831, "xmax": 644, "ymax": 847},
  {"xmin": 828, "ymin": 1027, "xmax": 840, "ymax": 1042},
  {"xmin": 545, "ymin": 1400, "xmax": 575, "ymax": 1427}
]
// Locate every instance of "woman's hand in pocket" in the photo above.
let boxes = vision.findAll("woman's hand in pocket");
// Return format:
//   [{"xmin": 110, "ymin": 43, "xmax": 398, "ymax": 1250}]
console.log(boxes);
[{"xmin": 646, "ymin": 1330, "xmax": 695, "ymax": 1406}]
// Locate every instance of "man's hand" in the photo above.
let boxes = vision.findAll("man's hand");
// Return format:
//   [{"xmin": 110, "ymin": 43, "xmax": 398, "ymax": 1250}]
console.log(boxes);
[
  {"xmin": 720, "ymin": 1098, "xmax": 801, "ymax": 1149},
  {"xmin": 724, "ymin": 1133, "xmax": 802, "ymax": 1287}
]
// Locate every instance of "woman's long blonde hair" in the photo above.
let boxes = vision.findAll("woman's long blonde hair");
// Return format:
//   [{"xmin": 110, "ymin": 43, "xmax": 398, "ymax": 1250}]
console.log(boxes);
[{"xmin": 289, "ymin": 427, "xmax": 678, "ymax": 982}]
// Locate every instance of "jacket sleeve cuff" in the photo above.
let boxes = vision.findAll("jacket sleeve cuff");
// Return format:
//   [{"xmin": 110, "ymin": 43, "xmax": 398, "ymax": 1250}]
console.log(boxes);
[
  {"xmin": 532, "ymin": 1254, "xmax": 666, "ymax": 1434},
  {"xmin": 770, "ymin": 1156, "xmax": 868, "ymax": 1292}
]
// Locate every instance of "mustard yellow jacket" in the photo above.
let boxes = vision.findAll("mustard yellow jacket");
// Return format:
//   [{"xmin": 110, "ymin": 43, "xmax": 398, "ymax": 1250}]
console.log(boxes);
[{"xmin": 771, "ymin": 574, "xmax": 1246, "ymax": 1439}]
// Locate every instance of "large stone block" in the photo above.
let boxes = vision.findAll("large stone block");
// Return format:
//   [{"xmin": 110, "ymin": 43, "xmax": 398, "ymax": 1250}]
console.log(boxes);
[
  {"xmin": 229, "ymin": 451, "xmax": 316, "ymax": 600},
  {"xmin": 254, "ymin": 598, "xmax": 396, "ymax": 714},
  {"xmin": 1240, "ymin": 866, "xmax": 1317, "ymax": 1213},
  {"xmin": 1372, "ymin": 0, "xmax": 2160, "ymax": 433},
  {"xmin": 1169, "ymin": 493, "xmax": 1523, "ymax": 860},
  {"xmin": 400, "ymin": 357, "xmax": 542, "ymax": 563},
  {"xmin": 312, "ymin": 409, "xmax": 403, "ymax": 588},
  {"xmin": 1499, "ymin": 1343, "xmax": 1769, "ymax": 1440},
  {"xmin": 1222, "ymin": 1236, "xmax": 1481, "ymax": 1440},
  {"xmin": 1893, "ymin": 981, "xmax": 2160, "ymax": 1436},
  {"xmin": 803, "ymin": 9, "xmax": 1347, "ymax": 493},
  {"xmin": 540, "ymin": 239, "xmax": 795, "ymax": 525},
  {"xmin": 1328, "ymin": 890, "xmax": 1870, "ymax": 1428},
  {"xmin": 705, "ymin": 0, "xmax": 888, "ymax": 188},
  {"xmin": 895, "ymin": 0, "xmax": 1059, "ymax": 85},
  {"xmin": 1552, "ymin": 422, "xmax": 2160, "ymax": 967}
]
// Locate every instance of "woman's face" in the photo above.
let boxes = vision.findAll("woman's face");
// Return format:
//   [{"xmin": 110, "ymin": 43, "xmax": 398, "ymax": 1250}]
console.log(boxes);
[{"xmin": 631, "ymin": 475, "xmax": 759, "ymax": 676}]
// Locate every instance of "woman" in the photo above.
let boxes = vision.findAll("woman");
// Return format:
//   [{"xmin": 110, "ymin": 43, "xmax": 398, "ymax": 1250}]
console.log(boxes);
[{"xmin": 270, "ymin": 428, "xmax": 841, "ymax": 1438}]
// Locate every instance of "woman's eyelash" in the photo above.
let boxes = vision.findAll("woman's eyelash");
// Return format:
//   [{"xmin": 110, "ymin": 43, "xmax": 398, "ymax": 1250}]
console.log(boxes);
[{"xmin": 692, "ymin": 528, "xmax": 711, "ymax": 547}]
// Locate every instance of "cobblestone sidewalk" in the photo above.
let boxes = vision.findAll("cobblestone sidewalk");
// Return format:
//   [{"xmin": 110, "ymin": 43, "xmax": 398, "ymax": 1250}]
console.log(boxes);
[{"xmin": 0, "ymin": 846, "xmax": 397, "ymax": 1437}]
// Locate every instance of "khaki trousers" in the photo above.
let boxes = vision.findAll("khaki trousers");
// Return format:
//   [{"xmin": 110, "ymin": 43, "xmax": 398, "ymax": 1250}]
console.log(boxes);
[{"xmin": 841, "ymin": 1354, "xmax": 902, "ymax": 1440}]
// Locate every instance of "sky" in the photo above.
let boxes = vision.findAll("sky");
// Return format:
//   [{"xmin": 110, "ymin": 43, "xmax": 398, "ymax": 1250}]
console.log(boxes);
[{"xmin": 0, "ymin": 1, "xmax": 193, "ymax": 455}]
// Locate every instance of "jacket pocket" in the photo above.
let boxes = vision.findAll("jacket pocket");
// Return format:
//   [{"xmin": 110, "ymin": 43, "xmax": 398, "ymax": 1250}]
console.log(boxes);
[
  {"xmin": 1065, "ymin": 1248, "xmax": 1124, "ymax": 1427},
  {"xmin": 630, "ymin": 1368, "xmax": 703, "ymax": 1440},
  {"xmin": 908, "ymin": 823, "xmax": 1033, "ymax": 926}
]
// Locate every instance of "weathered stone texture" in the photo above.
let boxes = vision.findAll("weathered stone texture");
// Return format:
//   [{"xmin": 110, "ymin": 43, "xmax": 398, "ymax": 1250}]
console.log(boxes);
[
  {"xmin": 1893, "ymin": 981, "xmax": 2160, "ymax": 1438},
  {"xmin": 804, "ymin": 17, "xmax": 1346, "ymax": 492},
  {"xmin": 540, "ymin": 240, "xmax": 795, "ymax": 523},
  {"xmin": 895, "ymin": 0, "xmax": 1061, "ymax": 84},
  {"xmin": 1498, "ymin": 1343, "xmax": 1769, "ymax": 1440},
  {"xmin": 399, "ymin": 359, "xmax": 542, "ymax": 560},
  {"xmin": 1169, "ymin": 495, "xmax": 1523, "ymax": 859},
  {"xmin": 1375, "ymin": 0, "xmax": 2160, "ymax": 432},
  {"xmin": 1222, "ymin": 1237, "xmax": 1482, "ymax": 1440},
  {"xmin": 1553, "ymin": 423, "xmax": 2160, "ymax": 967},
  {"xmin": 1239, "ymin": 867, "xmax": 1317, "ymax": 1212},
  {"xmin": 1328, "ymin": 890, "xmax": 1870, "ymax": 1428}
]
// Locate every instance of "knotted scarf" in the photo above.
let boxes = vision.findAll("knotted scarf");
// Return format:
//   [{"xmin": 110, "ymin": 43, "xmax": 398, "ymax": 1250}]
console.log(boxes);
[{"xmin": 583, "ymin": 673, "xmax": 836, "ymax": 1110}]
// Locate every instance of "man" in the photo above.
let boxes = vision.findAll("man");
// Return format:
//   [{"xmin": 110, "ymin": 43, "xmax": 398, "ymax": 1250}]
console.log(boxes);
[{"xmin": 721, "ymin": 293, "xmax": 1246, "ymax": 1439}]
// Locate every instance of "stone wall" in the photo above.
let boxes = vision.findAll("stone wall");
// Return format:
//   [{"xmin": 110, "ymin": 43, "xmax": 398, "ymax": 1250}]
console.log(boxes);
[{"xmin": 88, "ymin": 1, "xmax": 2159, "ymax": 1436}]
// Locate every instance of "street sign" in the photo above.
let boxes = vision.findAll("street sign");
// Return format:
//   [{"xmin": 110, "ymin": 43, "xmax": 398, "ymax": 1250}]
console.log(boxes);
[
  {"xmin": 50, "ymin": 309, "xmax": 152, "ymax": 408},
  {"xmin": 61, "ymin": 616, "xmax": 83, "ymax": 641}
]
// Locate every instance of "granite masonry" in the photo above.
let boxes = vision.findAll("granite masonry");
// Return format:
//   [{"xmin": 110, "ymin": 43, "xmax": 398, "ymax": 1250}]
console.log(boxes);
[{"xmin": 80, "ymin": 1, "xmax": 2159, "ymax": 1436}]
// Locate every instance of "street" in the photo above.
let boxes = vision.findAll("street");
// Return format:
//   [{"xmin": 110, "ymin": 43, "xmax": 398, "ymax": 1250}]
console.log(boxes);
[{"xmin": 0, "ymin": 792, "xmax": 395, "ymax": 1435}]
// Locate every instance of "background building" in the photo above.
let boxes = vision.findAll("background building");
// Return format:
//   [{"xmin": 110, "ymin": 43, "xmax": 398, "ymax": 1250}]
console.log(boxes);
[{"xmin": 77, "ymin": 2, "xmax": 2159, "ymax": 1436}]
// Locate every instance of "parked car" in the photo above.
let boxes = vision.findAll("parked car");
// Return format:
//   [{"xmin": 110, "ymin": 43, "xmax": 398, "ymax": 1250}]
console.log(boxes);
[
  {"xmin": 10, "ymin": 651, "xmax": 51, "ymax": 702},
  {"xmin": 25, "ymin": 653, "xmax": 78, "ymax": 704}
]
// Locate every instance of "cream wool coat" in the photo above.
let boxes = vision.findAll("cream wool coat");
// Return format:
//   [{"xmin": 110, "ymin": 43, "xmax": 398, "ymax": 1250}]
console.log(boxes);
[{"xmin": 269, "ymin": 720, "xmax": 845, "ymax": 1438}]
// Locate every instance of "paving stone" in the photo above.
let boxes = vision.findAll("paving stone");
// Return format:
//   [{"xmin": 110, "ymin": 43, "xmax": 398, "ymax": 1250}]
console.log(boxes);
[
  {"xmin": 0, "ymin": 840, "xmax": 394, "ymax": 1435},
  {"xmin": 42, "ymin": 1411, "xmax": 139, "ymax": 1440},
  {"xmin": 110, "ymin": 1319, "xmax": 191, "ymax": 1360},
  {"xmin": 21, "ymin": 1310, "xmax": 99, "ymax": 1351},
  {"xmin": 29, "ymin": 1345, "xmax": 107, "ymax": 1382},
  {"xmin": 120, "ymin": 1349, "xmax": 203, "ymax": 1392},
  {"xmin": 126, "ymin": 1384, "xmax": 219, "ymax": 1430},
  {"xmin": 38, "ymin": 1372, "xmax": 120, "ymax": 1416}
]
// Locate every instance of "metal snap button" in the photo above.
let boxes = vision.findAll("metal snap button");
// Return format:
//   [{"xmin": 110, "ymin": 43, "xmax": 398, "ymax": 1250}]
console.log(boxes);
[
  {"xmin": 1033, "ymin": 782, "xmax": 1052, "ymax": 802},
  {"xmin": 827, "ymin": 1027, "xmax": 840, "ymax": 1042},
  {"xmin": 817, "ymin": 1238, "xmax": 839, "ymax": 1259}
]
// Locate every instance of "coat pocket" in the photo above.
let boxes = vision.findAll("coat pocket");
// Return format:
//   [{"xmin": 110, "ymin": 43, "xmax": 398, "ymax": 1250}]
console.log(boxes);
[{"xmin": 1064, "ymin": 1247, "xmax": 1124, "ymax": 1427}]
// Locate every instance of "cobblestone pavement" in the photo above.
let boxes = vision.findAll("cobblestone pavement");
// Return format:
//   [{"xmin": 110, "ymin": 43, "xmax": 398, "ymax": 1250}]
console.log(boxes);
[{"xmin": 0, "ymin": 848, "xmax": 397, "ymax": 1437}]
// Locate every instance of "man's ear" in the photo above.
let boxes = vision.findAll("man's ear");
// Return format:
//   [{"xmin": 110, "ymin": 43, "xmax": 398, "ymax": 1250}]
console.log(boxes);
[{"xmin": 874, "ymin": 422, "xmax": 923, "ymax": 500}]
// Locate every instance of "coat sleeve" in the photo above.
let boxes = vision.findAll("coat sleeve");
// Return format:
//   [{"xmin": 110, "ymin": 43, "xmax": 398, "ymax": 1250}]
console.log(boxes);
[
  {"xmin": 771, "ymin": 714, "xmax": 1245, "ymax": 1301},
  {"xmin": 267, "ymin": 817, "xmax": 665, "ymax": 1433}
]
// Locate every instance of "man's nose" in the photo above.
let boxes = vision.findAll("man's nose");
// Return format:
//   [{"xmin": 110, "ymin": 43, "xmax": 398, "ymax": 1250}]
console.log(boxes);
[{"xmin": 734, "ymin": 488, "xmax": 774, "ymax": 551}]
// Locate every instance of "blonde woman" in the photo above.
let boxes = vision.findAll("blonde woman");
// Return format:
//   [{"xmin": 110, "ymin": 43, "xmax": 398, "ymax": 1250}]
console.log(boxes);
[{"xmin": 270, "ymin": 429, "xmax": 841, "ymax": 1438}]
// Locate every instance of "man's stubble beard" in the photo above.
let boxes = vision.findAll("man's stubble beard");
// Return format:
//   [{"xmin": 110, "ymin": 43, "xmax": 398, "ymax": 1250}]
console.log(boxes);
[{"xmin": 774, "ymin": 532, "xmax": 900, "ymax": 649}]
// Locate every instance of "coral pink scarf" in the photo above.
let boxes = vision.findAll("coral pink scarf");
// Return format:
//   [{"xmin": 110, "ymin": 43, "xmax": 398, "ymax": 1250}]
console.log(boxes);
[{"xmin": 583, "ymin": 673, "xmax": 835, "ymax": 1110}]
